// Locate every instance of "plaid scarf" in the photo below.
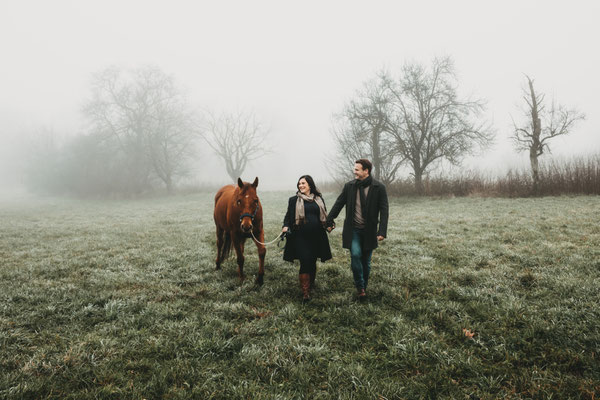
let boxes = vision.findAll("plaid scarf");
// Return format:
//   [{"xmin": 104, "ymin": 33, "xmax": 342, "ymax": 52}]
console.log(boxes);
[{"xmin": 295, "ymin": 192, "xmax": 327, "ymax": 226}]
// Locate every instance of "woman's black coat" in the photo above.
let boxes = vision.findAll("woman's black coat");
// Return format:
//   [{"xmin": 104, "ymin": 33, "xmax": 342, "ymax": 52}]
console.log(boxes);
[
  {"xmin": 282, "ymin": 196, "xmax": 332, "ymax": 262},
  {"xmin": 326, "ymin": 178, "xmax": 389, "ymax": 251}
]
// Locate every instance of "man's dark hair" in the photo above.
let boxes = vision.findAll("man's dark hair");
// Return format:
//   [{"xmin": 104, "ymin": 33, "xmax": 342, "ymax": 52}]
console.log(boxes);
[
  {"xmin": 355, "ymin": 159, "xmax": 372, "ymax": 175},
  {"xmin": 297, "ymin": 175, "xmax": 322, "ymax": 197}
]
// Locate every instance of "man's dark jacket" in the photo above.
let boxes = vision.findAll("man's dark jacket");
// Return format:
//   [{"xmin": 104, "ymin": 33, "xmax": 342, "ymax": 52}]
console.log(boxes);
[{"xmin": 326, "ymin": 178, "xmax": 389, "ymax": 250}]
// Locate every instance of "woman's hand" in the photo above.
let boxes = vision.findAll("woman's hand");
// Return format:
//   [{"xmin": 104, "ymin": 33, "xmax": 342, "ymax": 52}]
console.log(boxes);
[{"xmin": 282, "ymin": 226, "xmax": 289, "ymax": 233}]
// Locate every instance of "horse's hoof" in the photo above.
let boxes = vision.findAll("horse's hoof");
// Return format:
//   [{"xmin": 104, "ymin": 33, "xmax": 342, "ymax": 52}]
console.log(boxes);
[
  {"xmin": 256, "ymin": 274, "xmax": 264, "ymax": 285},
  {"xmin": 215, "ymin": 265, "xmax": 221, "ymax": 270}
]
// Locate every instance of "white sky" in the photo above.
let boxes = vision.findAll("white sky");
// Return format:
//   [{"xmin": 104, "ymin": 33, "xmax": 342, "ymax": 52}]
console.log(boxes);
[{"xmin": 1, "ymin": 0, "xmax": 599, "ymax": 190}]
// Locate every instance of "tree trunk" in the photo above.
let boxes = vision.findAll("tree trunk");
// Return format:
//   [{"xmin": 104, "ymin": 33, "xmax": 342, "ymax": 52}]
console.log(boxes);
[
  {"xmin": 414, "ymin": 169, "xmax": 424, "ymax": 195},
  {"xmin": 528, "ymin": 78, "xmax": 542, "ymax": 196},
  {"xmin": 372, "ymin": 128, "xmax": 381, "ymax": 181},
  {"xmin": 529, "ymin": 149, "xmax": 539, "ymax": 195},
  {"xmin": 165, "ymin": 175, "xmax": 173, "ymax": 195}
]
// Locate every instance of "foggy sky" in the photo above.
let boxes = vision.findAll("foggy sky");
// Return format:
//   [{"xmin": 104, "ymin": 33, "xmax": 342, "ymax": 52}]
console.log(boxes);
[{"xmin": 1, "ymin": 0, "xmax": 599, "ymax": 191}]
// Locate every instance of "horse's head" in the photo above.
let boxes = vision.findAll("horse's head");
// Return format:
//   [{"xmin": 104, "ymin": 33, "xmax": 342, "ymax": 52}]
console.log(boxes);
[{"xmin": 235, "ymin": 177, "xmax": 260, "ymax": 233}]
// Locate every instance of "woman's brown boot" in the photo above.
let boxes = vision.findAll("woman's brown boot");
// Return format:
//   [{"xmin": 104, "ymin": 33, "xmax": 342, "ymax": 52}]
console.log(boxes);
[{"xmin": 299, "ymin": 273, "xmax": 311, "ymax": 302}]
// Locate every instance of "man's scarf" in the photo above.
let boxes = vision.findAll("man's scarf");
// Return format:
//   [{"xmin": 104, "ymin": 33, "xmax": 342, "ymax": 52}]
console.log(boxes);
[
  {"xmin": 355, "ymin": 175, "xmax": 373, "ymax": 218},
  {"xmin": 295, "ymin": 192, "xmax": 328, "ymax": 226}
]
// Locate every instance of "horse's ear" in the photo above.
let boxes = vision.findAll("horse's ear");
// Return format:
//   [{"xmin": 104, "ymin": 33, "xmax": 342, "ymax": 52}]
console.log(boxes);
[
  {"xmin": 252, "ymin": 177, "xmax": 258, "ymax": 188},
  {"xmin": 237, "ymin": 178, "xmax": 244, "ymax": 189}
]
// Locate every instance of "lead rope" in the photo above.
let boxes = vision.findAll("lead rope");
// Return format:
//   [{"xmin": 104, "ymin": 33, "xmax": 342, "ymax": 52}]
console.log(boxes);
[{"xmin": 250, "ymin": 230, "xmax": 284, "ymax": 246}]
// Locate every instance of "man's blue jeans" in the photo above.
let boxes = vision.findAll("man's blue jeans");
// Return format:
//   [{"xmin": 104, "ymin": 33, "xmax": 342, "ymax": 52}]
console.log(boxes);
[{"xmin": 350, "ymin": 228, "xmax": 373, "ymax": 290}]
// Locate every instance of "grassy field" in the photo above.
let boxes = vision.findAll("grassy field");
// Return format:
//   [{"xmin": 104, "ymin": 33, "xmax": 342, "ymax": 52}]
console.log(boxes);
[{"xmin": 1, "ymin": 192, "xmax": 599, "ymax": 399}]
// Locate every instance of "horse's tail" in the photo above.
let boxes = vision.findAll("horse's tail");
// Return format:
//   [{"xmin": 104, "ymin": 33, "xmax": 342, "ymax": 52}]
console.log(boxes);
[{"xmin": 220, "ymin": 231, "xmax": 232, "ymax": 260}]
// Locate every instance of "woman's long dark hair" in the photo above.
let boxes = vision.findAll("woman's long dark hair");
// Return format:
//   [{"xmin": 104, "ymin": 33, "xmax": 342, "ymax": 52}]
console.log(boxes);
[{"xmin": 297, "ymin": 175, "xmax": 322, "ymax": 198}]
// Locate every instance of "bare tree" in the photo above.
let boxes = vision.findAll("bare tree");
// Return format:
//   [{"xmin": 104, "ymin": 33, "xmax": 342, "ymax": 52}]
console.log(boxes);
[
  {"xmin": 145, "ymin": 82, "xmax": 197, "ymax": 194},
  {"xmin": 330, "ymin": 76, "xmax": 403, "ymax": 185},
  {"xmin": 202, "ymin": 110, "xmax": 270, "ymax": 182},
  {"xmin": 511, "ymin": 75, "xmax": 585, "ymax": 193},
  {"xmin": 381, "ymin": 57, "xmax": 493, "ymax": 194},
  {"xmin": 83, "ymin": 66, "xmax": 197, "ymax": 194}
]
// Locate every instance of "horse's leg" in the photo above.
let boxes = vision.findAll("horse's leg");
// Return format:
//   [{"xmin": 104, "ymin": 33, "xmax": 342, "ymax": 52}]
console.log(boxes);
[
  {"xmin": 255, "ymin": 229, "xmax": 266, "ymax": 285},
  {"xmin": 233, "ymin": 235, "xmax": 245, "ymax": 281},
  {"xmin": 215, "ymin": 226, "xmax": 224, "ymax": 270}
]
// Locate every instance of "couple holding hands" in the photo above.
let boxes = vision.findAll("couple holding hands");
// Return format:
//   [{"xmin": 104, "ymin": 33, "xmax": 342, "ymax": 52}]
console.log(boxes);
[{"xmin": 281, "ymin": 159, "xmax": 389, "ymax": 302}]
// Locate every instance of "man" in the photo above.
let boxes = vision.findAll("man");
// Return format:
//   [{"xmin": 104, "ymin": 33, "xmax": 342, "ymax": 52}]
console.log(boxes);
[{"xmin": 327, "ymin": 159, "xmax": 389, "ymax": 299}]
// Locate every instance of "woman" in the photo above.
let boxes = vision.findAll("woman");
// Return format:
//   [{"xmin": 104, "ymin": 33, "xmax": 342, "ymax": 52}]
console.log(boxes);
[{"xmin": 282, "ymin": 175, "xmax": 332, "ymax": 301}]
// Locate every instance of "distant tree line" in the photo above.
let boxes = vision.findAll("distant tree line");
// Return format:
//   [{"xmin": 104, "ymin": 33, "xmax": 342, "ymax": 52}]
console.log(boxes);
[
  {"xmin": 22, "ymin": 57, "xmax": 588, "ymax": 197},
  {"xmin": 331, "ymin": 56, "xmax": 586, "ymax": 196},
  {"xmin": 23, "ymin": 66, "xmax": 269, "ymax": 197}
]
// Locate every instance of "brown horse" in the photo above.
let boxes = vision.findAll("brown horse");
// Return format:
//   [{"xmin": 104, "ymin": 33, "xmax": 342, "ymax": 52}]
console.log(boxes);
[{"xmin": 213, "ymin": 177, "xmax": 266, "ymax": 284}]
